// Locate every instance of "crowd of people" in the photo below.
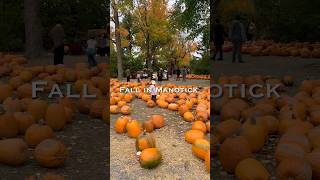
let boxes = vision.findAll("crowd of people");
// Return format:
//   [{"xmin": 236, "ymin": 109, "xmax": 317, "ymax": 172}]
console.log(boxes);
[
  {"xmin": 212, "ymin": 15, "xmax": 256, "ymax": 63},
  {"xmin": 49, "ymin": 23, "xmax": 109, "ymax": 67},
  {"xmin": 125, "ymin": 66, "xmax": 190, "ymax": 84}
]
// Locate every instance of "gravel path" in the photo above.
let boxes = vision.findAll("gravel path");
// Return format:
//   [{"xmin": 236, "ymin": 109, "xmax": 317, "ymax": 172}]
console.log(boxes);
[{"xmin": 110, "ymin": 80, "xmax": 210, "ymax": 180}]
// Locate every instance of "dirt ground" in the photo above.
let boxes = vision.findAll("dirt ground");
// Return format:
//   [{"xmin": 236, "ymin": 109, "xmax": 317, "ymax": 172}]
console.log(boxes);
[
  {"xmin": 212, "ymin": 53, "xmax": 320, "ymax": 179},
  {"xmin": 0, "ymin": 54, "xmax": 108, "ymax": 180},
  {"xmin": 110, "ymin": 79, "xmax": 210, "ymax": 180}
]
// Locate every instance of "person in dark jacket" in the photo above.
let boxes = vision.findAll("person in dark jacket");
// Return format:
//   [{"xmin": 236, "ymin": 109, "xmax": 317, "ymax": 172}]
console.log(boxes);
[
  {"xmin": 49, "ymin": 24, "xmax": 65, "ymax": 65},
  {"xmin": 125, "ymin": 69, "xmax": 130, "ymax": 82},
  {"xmin": 176, "ymin": 67, "xmax": 181, "ymax": 81},
  {"xmin": 229, "ymin": 15, "xmax": 246, "ymax": 63},
  {"xmin": 158, "ymin": 68, "xmax": 163, "ymax": 84},
  {"xmin": 213, "ymin": 18, "xmax": 227, "ymax": 61}
]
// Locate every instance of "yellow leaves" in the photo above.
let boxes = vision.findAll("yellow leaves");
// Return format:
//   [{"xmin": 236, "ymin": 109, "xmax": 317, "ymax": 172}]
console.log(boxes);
[
  {"xmin": 121, "ymin": 39, "xmax": 130, "ymax": 48},
  {"xmin": 190, "ymin": 43, "xmax": 198, "ymax": 52},
  {"xmin": 183, "ymin": 54, "xmax": 191, "ymax": 65},
  {"xmin": 136, "ymin": 31, "xmax": 145, "ymax": 44},
  {"xmin": 117, "ymin": 26, "xmax": 129, "ymax": 37}
]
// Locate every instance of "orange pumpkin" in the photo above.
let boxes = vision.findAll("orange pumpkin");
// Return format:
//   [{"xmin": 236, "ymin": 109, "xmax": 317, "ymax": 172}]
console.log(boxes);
[
  {"xmin": 168, "ymin": 103, "xmax": 179, "ymax": 111},
  {"xmin": 3, "ymin": 97, "xmax": 21, "ymax": 112},
  {"xmin": 157, "ymin": 100, "xmax": 168, "ymax": 108},
  {"xmin": 279, "ymin": 133, "xmax": 311, "ymax": 153},
  {"xmin": 120, "ymin": 105, "xmax": 131, "ymax": 115},
  {"xmin": 308, "ymin": 126, "xmax": 320, "ymax": 149},
  {"xmin": 27, "ymin": 99, "xmax": 48, "ymax": 121},
  {"xmin": 143, "ymin": 120, "xmax": 154, "ymax": 133},
  {"xmin": 136, "ymin": 132, "xmax": 156, "ymax": 151},
  {"xmin": 19, "ymin": 70, "xmax": 33, "ymax": 82},
  {"xmin": 78, "ymin": 98, "xmax": 94, "ymax": 114},
  {"xmin": 9, "ymin": 76, "xmax": 23, "ymax": 90},
  {"xmin": 17, "ymin": 83, "xmax": 32, "ymax": 99},
  {"xmin": 191, "ymin": 121, "xmax": 207, "ymax": 133},
  {"xmin": 310, "ymin": 110, "xmax": 320, "ymax": 126},
  {"xmin": 0, "ymin": 138, "xmax": 28, "ymax": 166},
  {"xmin": 219, "ymin": 136, "xmax": 252, "ymax": 173},
  {"xmin": 235, "ymin": 158, "xmax": 270, "ymax": 180},
  {"xmin": 139, "ymin": 148, "xmax": 162, "ymax": 169},
  {"xmin": 146, "ymin": 100, "xmax": 156, "ymax": 108},
  {"xmin": 195, "ymin": 111, "xmax": 208, "ymax": 121},
  {"xmin": 126, "ymin": 119, "xmax": 142, "ymax": 138},
  {"xmin": 306, "ymin": 151, "xmax": 320, "ymax": 180},
  {"xmin": 65, "ymin": 69, "xmax": 76, "ymax": 82},
  {"xmin": 150, "ymin": 115, "xmax": 165, "ymax": 129},
  {"xmin": 241, "ymin": 118, "xmax": 268, "ymax": 152},
  {"xmin": 117, "ymin": 100, "xmax": 127, "ymax": 108},
  {"xmin": 34, "ymin": 139, "xmax": 68, "ymax": 167},
  {"xmin": 0, "ymin": 113, "xmax": 18, "ymax": 138},
  {"xmin": 178, "ymin": 105, "xmax": 189, "ymax": 116},
  {"xmin": 90, "ymin": 99, "xmax": 106, "ymax": 118},
  {"xmin": 14, "ymin": 112, "xmax": 35, "ymax": 134},
  {"xmin": 25, "ymin": 122, "xmax": 55, "ymax": 147},
  {"xmin": 183, "ymin": 112, "xmax": 195, "ymax": 122},
  {"xmin": 275, "ymin": 143, "xmax": 305, "ymax": 162},
  {"xmin": 114, "ymin": 116, "xmax": 130, "ymax": 133},
  {"xmin": 184, "ymin": 130, "xmax": 204, "ymax": 144},
  {"xmin": 276, "ymin": 158, "xmax": 312, "ymax": 180},
  {"xmin": 44, "ymin": 65, "xmax": 56, "ymax": 74},
  {"xmin": 0, "ymin": 84, "xmax": 13, "ymax": 103},
  {"xmin": 45, "ymin": 104, "xmax": 67, "ymax": 131},
  {"xmin": 191, "ymin": 139, "xmax": 210, "ymax": 160},
  {"xmin": 214, "ymin": 119, "xmax": 241, "ymax": 143}
]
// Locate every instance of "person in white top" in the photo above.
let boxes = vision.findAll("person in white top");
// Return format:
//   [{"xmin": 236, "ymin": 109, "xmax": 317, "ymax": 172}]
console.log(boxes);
[
  {"xmin": 86, "ymin": 35, "xmax": 98, "ymax": 67},
  {"xmin": 150, "ymin": 80, "xmax": 157, "ymax": 102}
]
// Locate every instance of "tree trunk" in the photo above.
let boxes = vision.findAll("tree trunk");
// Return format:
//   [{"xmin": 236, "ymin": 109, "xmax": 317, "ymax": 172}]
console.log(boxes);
[
  {"xmin": 145, "ymin": 33, "xmax": 151, "ymax": 68},
  {"xmin": 143, "ymin": 2, "xmax": 151, "ymax": 69},
  {"xmin": 126, "ymin": 13, "xmax": 133, "ymax": 57},
  {"xmin": 210, "ymin": 0, "xmax": 220, "ymax": 61},
  {"xmin": 24, "ymin": 0, "xmax": 43, "ymax": 58},
  {"xmin": 112, "ymin": 0, "xmax": 124, "ymax": 79}
]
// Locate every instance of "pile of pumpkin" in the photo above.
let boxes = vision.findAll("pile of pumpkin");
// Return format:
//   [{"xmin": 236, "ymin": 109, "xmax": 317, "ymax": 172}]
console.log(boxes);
[
  {"xmin": 213, "ymin": 74, "xmax": 320, "ymax": 179},
  {"xmin": 241, "ymin": 40, "xmax": 320, "ymax": 58},
  {"xmin": 110, "ymin": 79, "xmax": 211, "ymax": 172},
  {"xmin": 0, "ymin": 53, "xmax": 109, "ymax": 178},
  {"xmin": 186, "ymin": 74, "xmax": 210, "ymax": 80}
]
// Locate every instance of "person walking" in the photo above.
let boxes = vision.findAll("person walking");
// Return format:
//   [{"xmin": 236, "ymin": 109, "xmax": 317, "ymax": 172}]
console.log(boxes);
[
  {"xmin": 125, "ymin": 69, "xmax": 131, "ymax": 82},
  {"xmin": 136, "ymin": 71, "xmax": 141, "ymax": 83},
  {"xmin": 49, "ymin": 24, "xmax": 65, "ymax": 65},
  {"xmin": 176, "ymin": 67, "xmax": 181, "ymax": 81},
  {"xmin": 86, "ymin": 34, "xmax": 98, "ymax": 67},
  {"xmin": 158, "ymin": 68, "xmax": 163, "ymax": 84},
  {"xmin": 182, "ymin": 66, "xmax": 187, "ymax": 82},
  {"xmin": 247, "ymin": 21, "xmax": 256, "ymax": 41},
  {"xmin": 213, "ymin": 18, "xmax": 227, "ymax": 61},
  {"xmin": 229, "ymin": 15, "xmax": 246, "ymax": 63},
  {"xmin": 150, "ymin": 80, "xmax": 157, "ymax": 102}
]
